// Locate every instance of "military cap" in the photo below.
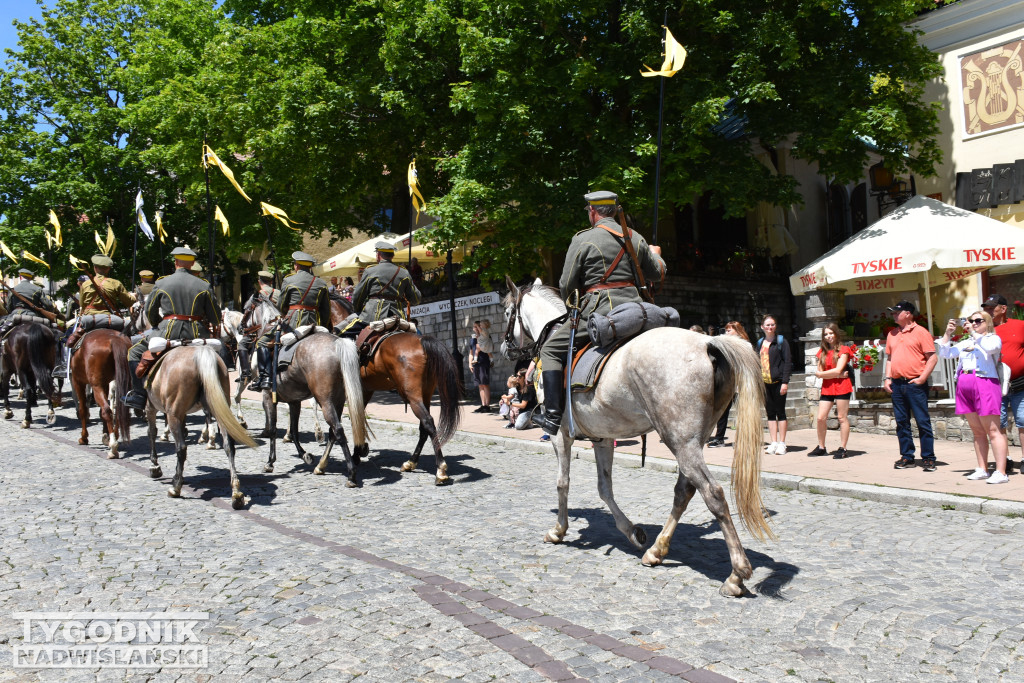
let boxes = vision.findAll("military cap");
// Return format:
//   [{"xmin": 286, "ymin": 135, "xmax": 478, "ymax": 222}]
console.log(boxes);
[
  {"xmin": 139, "ymin": 270, "xmax": 155, "ymax": 280},
  {"xmin": 292, "ymin": 251, "xmax": 315, "ymax": 266},
  {"xmin": 257, "ymin": 270, "xmax": 273, "ymax": 279},
  {"xmin": 584, "ymin": 190, "xmax": 618, "ymax": 206},
  {"xmin": 17, "ymin": 266, "xmax": 34, "ymax": 277},
  {"xmin": 169, "ymin": 246, "xmax": 197, "ymax": 261},
  {"xmin": 374, "ymin": 241, "xmax": 396, "ymax": 254},
  {"xmin": 77, "ymin": 274, "xmax": 89, "ymax": 283},
  {"xmin": 91, "ymin": 254, "xmax": 114, "ymax": 268},
  {"xmin": 190, "ymin": 262, "xmax": 204, "ymax": 273}
]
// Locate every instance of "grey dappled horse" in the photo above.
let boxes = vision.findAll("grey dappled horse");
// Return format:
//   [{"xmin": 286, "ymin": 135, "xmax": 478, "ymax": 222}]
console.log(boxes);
[
  {"xmin": 144, "ymin": 345, "xmax": 257, "ymax": 508},
  {"xmin": 260, "ymin": 334, "xmax": 369, "ymax": 487},
  {"xmin": 503, "ymin": 278, "xmax": 774, "ymax": 597}
]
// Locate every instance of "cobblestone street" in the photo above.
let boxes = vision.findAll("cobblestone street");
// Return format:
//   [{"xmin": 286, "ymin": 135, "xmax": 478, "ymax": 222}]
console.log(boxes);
[{"xmin": 1, "ymin": 403, "xmax": 1023, "ymax": 682}]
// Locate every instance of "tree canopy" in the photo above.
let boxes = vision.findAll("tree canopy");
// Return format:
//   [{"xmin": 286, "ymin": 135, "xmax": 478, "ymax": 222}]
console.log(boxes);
[{"xmin": 0, "ymin": 0, "xmax": 942, "ymax": 287}]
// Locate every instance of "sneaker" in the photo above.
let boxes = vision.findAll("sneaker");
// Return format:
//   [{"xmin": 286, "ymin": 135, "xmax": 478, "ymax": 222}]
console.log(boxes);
[
  {"xmin": 765, "ymin": 442, "xmax": 778, "ymax": 455},
  {"xmin": 539, "ymin": 434, "xmax": 550, "ymax": 442},
  {"xmin": 987, "ymin": 472, "xmax": 1010, "ymax": 484},
  {"xmin": 504, "ymin": 423, "xmax": 514, "ymax": 429},
  {"xmin": 472, "ymin": 406, "xmax": 486, "ymax": 413},
  {"xmin": 808, "ymin": 446, "xmax": 827, "ymax": 457},
  {"xmin": 479, "ymin": 406, "xmax": 493, "ymax": 414},
  {"xmin": 894, "ymin": 458, "xmax": 916, "ymax": 469},
  {"xmin": 832, "ymin": 447, "xmax": 848, "ymax": 459},
  {"xmin": 922, "ymin": 460, "xmax": 937, "ymax": 472},
  {"xmin": 775, "ymin": 443, "xmax": 787, "ymax": 455},
  {"xmin": 966, "ymin": 468, "xmax": 991, "ymax": 480}
]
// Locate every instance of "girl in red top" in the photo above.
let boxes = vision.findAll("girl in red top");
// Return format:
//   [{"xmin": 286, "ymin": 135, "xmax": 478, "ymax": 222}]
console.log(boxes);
[{"xmin": 811, "ymin": 323, "xmax": 854, "ymax": 458}]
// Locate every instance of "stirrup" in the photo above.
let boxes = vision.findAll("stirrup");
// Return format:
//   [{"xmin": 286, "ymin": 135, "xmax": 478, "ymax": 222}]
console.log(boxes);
[
  {"xmin": 123, "ymin": 392, "xmax": 147, "ymax": 410},
  {"xmin": 52, "ymin": 365, "xmax": 67, "ymax": 379}
]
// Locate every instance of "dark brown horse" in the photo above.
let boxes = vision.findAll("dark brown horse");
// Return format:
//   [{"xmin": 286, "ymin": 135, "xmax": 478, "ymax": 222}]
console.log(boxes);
[
  {"xmin": 1, "ymin": 322, "xmax": 62, "ymax": 428},
  {"xmin": 330, "ymin": 297, "xmax": 462, "ymax": 484},
  {"xmin": 69, "ymin": 328, "xmax": 132, "ymax": 458}
]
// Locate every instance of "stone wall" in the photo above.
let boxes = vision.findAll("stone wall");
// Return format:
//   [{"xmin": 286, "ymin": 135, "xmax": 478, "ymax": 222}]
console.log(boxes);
[{"xmin": 657, "ymin": 273, "xmax": 795, "ymax": 339}]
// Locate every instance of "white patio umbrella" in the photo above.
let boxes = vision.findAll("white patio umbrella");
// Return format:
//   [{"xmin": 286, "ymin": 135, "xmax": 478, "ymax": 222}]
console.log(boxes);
[{"xmin": 790, "ymin": 194, "xmax": 1024, "ymax": 329}]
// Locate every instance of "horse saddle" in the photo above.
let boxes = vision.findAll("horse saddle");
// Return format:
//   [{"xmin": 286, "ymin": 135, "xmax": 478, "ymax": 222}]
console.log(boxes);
[
  {"xmin": 66, "ymin": 314, "xmax": 127, "ymax": 348},
  {"xmin": 569, "ymin": 336, "xmax": 632, "ymax": 394},
  {"xmin": 137, "ymin": 338, "xmax": 223, "ymax": 380},
  {"xmin": 355, "ymin": 317, "xmax": 417, "ymax": 366},
  {"xmin": 277, "ymin": 325, "xmax": 330, "ymax": 370}
]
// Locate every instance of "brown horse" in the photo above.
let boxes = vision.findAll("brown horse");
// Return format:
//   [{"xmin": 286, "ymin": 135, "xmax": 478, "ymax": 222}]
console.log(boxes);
[
  {"xmin": 69, "ymin": 328, "xmax": 132, "ymax": 459},
  {"xmin": 330, "ymin": 297, "xmax": 462, "ymax": 483},
  {"xmin": 144, "ymin": 345, "xmax": 257, "ymax": 508},
  {"xmin": 1, "ymin": 322, "xmax": 62, "ymax": 428}
]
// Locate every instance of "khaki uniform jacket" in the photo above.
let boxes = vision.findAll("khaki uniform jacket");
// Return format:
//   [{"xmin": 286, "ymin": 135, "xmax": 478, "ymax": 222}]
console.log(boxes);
[
  {"xmin": 351, "ymin": 261, "xmax": 421, "ymax": 324},
  {"xmin": 560, "ymin": 217, "xmax": 666, "ymax": 318},
  {"xmin": 245, "ymin": 283, "xmax": 281, "ymax": 310},
  {"xmin": 278, "ymin": 270, "xmax": 330, "ymax": 328},
  {"xmin": 80, "ymin": 275, "xmax": 135, "ymax": 315},
  {"xmin": 6, "ymin": 280, "xmax": 57, "ymax": 315},
  {"xmin": 144, "ymin": 267, "xmax": 221, "ymax": 340},
  {"xmin": 137, "ymin": 282, "xmax": 155, "ymax": 298}
]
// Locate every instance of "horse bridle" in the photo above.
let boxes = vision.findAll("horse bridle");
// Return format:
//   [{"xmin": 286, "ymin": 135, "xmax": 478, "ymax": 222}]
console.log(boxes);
[{"xmin": 503, "ymin": 285, "xmax": 567, "ymax": 362}]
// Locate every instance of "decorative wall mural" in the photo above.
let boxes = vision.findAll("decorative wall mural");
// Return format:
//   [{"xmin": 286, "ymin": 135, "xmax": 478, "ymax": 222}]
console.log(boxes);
[{"xmin": 961, "ymin": 38, "xmax": 1024, "ymax": 137}]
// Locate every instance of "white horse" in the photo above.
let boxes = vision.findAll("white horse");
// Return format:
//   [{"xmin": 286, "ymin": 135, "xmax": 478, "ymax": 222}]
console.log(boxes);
[
  {"xmin": 502, "ymin": 277, "xmax": 774, "ymax": 597},
  {"xmin": 221, "ymin": 304, "xmax": 326, "ymax": 445}
]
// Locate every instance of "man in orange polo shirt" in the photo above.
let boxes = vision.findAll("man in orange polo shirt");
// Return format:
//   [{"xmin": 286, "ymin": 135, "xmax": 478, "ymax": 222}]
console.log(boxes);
[
  {"xmin": 882, "ymin": 300, "xmax": 938, "ymax": 471},
  {"xmin": 983, "ymin": 293, "xmax": 1024, "ymax": 474}
]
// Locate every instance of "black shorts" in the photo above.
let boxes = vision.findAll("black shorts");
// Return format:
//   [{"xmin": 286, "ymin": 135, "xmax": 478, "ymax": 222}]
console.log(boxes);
[
  {"xmin": 820, "ymin": 392, "xmax": 852, "ymax": 402},
  {"xmin": 473, "ymin": 352, "xmax": 491, "ymax": 386}
]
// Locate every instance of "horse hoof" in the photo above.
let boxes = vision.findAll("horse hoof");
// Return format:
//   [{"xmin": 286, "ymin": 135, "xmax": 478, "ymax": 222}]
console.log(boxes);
[
  {"xmin": 719, "ymin": 579, "xmax": 746, "ymax": 598},
  {"xmin": 167, "ymin": 487, "xmax": 181, "ymax": 498},
  {"xmin": 263, "ymin": 464, "xmax": 274, "ymax": 473},
  {"xmin": 434, "ymin": 476, "xmax": 452, "ymax": 486},
  {"xmin": 238, "ymin": 419, "xmax": 248, "ymax": 429},
  {"xmin": 301, "ymin": 452, "xmax": 314, "ymax": 466},
  {"xmin": 149, "ymin": 466, "xmax": 162, "ymax": 479},
  {"xmin": 345, "ymin": 479, "xmax": 358, "ymax": 488},
  {"xmin": 543, "ymin": 531, "xmax": 564, "ymax": 544},
  {"xmin": 231, "ymin": 493, "xmax": 245, "ymax": 510},
  {"xmin": 20, "ymin": 420, "xmax": 29, "ymax": 429},
  {"xmin": 79, "ymin": 437, "xmax": 88, "ymax": 445},
  {"xmin": 282, "ymin": 434, "xmax": 292, "ymax": 443},
  {"xmin": 106, "ymin": 451, "xmax": 119, "ymax": 460},
  {"xmin": 3, "ymin": 410, "xmax": 12, "ymax": 419},
  {"xmin": 256, "ymin": 429, "xmax": 271, "ymax": 439},
  {"xmin": 629, "ymin": 526, "xmax": 647, "ymax": 549},
  {"xmin": 400, "ymin": 460, "xmax": 416, "ymax": 472},
  {"xmin": 641, "ymin": 549, "xmax": 663, "ymax": 567},
  {"xmin": 46, "ymin": 413, "xmax": 55, "ymax": 425}
]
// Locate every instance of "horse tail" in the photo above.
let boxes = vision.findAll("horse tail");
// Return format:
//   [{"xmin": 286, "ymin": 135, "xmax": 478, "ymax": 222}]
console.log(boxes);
[
  {"xmin": 707, "ymin": 335, "xmax": 776, "ymax": 542},
  {"xmin": 195, "ymin": 346, "xmax": 257, "ymax": 449},
  {"xmin": 419, "ymin": 334, "xmax": 462, "ymax": 445},
  {"xmin": 333, "ymin": 337, "xmax": 369, "ymax": 445},
  {"xmin": 27, "ymin": 325, "xmax": 57, "ymax": 402},
  {"xmin": 110, "ymin": 334, "xmax": 132, "ymax": 441}
]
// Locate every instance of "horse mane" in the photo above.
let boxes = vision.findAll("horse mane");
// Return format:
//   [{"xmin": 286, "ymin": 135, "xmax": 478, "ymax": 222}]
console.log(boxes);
[{"xmin": 504, "ymin": 283, "xmax": 566, "ymax": 314}]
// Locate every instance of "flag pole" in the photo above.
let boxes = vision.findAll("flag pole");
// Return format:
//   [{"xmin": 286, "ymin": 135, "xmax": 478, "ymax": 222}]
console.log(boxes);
[
  {"xmin": 650, "ymin": 10, "xmax": 668, "ymax": 247},
  {"xmin": 258, "ymin": 198, "xmax": 276, "ymax": 289},
  {"xmin": 131, "ymin": 188, "xmax": 139, "ymax": 290}
]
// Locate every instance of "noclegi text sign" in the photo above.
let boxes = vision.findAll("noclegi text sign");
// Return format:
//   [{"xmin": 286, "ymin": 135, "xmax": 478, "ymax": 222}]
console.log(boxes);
[{"xmin": 410, "ymin": 291, "xmax": 500, "ymax": 317}]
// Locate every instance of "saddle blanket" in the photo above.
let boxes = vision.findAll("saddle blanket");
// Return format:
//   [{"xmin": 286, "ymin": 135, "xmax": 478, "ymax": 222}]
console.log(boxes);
[
  {"xmin": 570, "ymin": 336, "xmax": 632, "ymax": 393},
  {"xmin": 278, "ymin": 325, "xmax": 330, "ymax": 369}
]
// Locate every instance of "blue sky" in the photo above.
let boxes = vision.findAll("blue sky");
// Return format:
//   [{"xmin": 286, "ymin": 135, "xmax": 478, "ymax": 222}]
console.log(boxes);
[{"xmin": 1, "ymin": 0, "xmax": 43, "ymax": 58}]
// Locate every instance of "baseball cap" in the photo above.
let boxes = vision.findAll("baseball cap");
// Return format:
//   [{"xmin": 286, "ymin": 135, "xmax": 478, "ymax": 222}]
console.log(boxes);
[
  {"xmin": 983, "ymin": 294, "xmax": 1008, "ymax": 308},
  {"xmin": 887, "ymin": 300, "xmax": 916, "ymax": 314}
]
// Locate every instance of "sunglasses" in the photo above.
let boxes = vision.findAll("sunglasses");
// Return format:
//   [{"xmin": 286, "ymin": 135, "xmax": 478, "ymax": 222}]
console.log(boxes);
[{"xmin": 967, "ymin": 318, "xmax": 985, "ymax": 325}]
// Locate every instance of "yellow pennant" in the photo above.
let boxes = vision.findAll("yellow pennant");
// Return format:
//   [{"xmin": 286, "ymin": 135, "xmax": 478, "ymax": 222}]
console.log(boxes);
[
  {"xmin": 95, "ymin": 230, "xmax": 105, "ymax": 254},
  {"xmin": 49, "ymin": 210, "xmax": 63, "ymax": 248},
  {"xmin": 22, "ymin": 251, "xmax": 49, "ymax": 269},
  {"xmin": 69, "ymin": 254, "xmax": 89, "ymax": 270},
  {"xmin": 203, "ymin": 145, "xmax": 253, "ymax": 203},
  {"xmin": 214, "ymin": 205, "xmax": 230, "ymax": 236},
  {"xmin": 0, "ymin": 241, "xmax": 20, "ymax": 262},
  {"xmin": 156, "ymin": 211, "xmax": 167, "ymax": 244},
  {"xmin": 261, "ymin": 202, "xmax": 301, "ymax": 231},
  {"xmin": 408, "ymin": 160, "xmax": 426, "ymax": 221},
  {"xmin": 44, "ymin": 230, "xmax": 53, "ymax": 249},
  {"xmin": 641, "ymin": 26, "xmax": 687, "ymax": 77},
  {"xmin": 105, "ymin": 224, "xmax": 117, "ymax": 256}
]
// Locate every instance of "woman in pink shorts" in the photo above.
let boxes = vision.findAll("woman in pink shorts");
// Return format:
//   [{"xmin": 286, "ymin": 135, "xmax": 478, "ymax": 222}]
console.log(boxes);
[{"xmin": 938, "ymin": 311, "xmax": 1009, "ymax": 483}]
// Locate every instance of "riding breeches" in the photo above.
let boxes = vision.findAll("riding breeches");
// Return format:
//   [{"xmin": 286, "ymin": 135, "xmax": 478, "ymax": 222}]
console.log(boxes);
[{"xmin": 538, "ymin": 319, "xmax": 575, "ymax": 373}]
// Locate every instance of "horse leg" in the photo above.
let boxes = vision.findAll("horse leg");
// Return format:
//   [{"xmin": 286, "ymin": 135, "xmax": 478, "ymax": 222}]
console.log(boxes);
[
  {"xmin": 223, "ymin": 433, "xmax": 246, "ymax": 509},
  {"xmin": 74, "ymin": 377, "xmax": 90, "ymax": 445},
  {"xmin": 642, "ymin": 473, "xmax": 697, "ymax": 567},
  {"xmin": 593, "ymin": 441, "xmax": 647, "ymax": 550},
  {"xmin": 544, "ymin": 430, "xmax": 574, "ymax": 544},
  {"xmin": 1, "ymin": 365, "xmax": 12, "ymax": 420},
  {"xmin": 282, "ymin": 403, "xmax": 293, "ymax": 443},
  {"xmin": 161, "ymin": 413, "xmax": 171, "ymax": 441},
  {"xmin": 262, "ymin": 390, "xmax": 277, "ymax": 473},
  {"xmin": 203, "ymin": 411, "xmax": 218, "ymax": 450},
  {"xmin": 401, "ymin": 399, "xmax": 450, "ymax": 486},
  {"xmin": 147, "ymin": 403, "xmax": 161, "ymax": 479},
  {"xmin": 233, "ymin": 381, "xmax": 247, "ymax": 429},
  {"xmin": 167, "ymin": 414, "xmax": 189, "ymax": 499},
  {"xmin": 311, "ymin": 398, "xmax": 325, "ymax": 445},
  {"xmin": 95, "ymin": 382, "xmax": 118, "ymax": 459},
  {"xmin": 289, "ymin": 401, "xmax": 311, "ymax": 465}
]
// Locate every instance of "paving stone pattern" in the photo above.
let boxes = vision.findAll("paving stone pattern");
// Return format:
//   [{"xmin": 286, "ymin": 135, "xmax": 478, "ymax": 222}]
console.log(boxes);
[{"xmin": 1, "ymin": 404, "xmax": 1023, "ymax": 682}]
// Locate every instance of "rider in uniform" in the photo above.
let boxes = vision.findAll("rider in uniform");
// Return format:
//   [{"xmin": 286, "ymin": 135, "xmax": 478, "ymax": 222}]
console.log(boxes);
[
  {"xmin": 1, "ymin": 267, "xmax": 58, "ymax": 333},
  {"xmin": 250, "ymin": 252, "xmax": 330, "ymax": 391},
  {"xmin": 338, "ymin": 241, "xmax": 421, "ymax": 338},
  {"xmin": 533, "ymin": 190, "xmax": 666, "ymax": 435},
  {"xmin": 137, "ymin": 269, "xmax": 157, "ymax": 301},
  {"xmin": 235, "ymin": 271, "xmax": 281, "ymax": 385},
  {"xmin": 123, "ymin": 247, "xmax": 222, "ymax": 410}
]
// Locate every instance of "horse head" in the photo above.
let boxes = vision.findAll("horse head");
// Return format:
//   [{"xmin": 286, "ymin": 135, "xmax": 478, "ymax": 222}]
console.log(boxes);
[{"xmin": 501, "ymin": 277, "xmax": 566, "ymax": 361}]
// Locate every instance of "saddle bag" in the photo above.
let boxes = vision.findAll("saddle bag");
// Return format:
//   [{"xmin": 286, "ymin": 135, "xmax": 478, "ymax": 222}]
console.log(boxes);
[
  {"xmin": 78, "ymin": 313, "xmax": 126, "ymax": 333},
  {"xmin": 279, "ymin": 324, "xmax": 329, "ymax": 350},
  {"xmin": 11, "ymin": 311, "xmax": 57, "ymax": 330},
  {"xmin": 148, "ymin": 337, "xmax": 222, "ymax": 353},
  {"xmin": 587, "ymin": 302, "xmax": 680, "ymax": 348}
]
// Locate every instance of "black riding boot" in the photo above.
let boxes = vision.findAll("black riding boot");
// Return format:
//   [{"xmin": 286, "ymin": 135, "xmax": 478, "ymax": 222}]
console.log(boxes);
[
  {"xmin": 235, "ymin": 347, "xmax": 251, "ymax": 383},
  {"xmin": 532, "ymin": 370, "xmax": 565, "ymax": 435},
  {"xmin": 123, "ymin": 361, "xmax": 148, "ymax": 411},
  {"xmin": 249, "ymin": 346, "xmax": 272, "ymax": 391}
]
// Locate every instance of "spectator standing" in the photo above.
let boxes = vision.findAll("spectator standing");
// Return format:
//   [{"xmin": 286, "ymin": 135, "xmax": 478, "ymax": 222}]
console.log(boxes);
[
  {"xmin": 810, "ymin": 323, "xmax": 853, "ymax": 458},
  {"xmin": 707, "ymin": 321, "xmax": 749, "ymax": 447},
  {"xmin": 409, "ymin": 257, "xmax": 424, "ymax": 288},
  {"xmin": 938, "ymin": 312, "xmax": 1008, "ymax": 483},
  {"xmin": 883, "ymin": 300, "xmax": 939, "ymax": 471},
  {"xmin": 756, "ymin": 314, "xmax": 792, "ymax": 454},
  {"xmin": 470, "ymin": 319, "xmax": 494, "ymax": 412},
  {"xmin": 982, "ymin": 294, "xmax": 1024, "ymax": 474}
]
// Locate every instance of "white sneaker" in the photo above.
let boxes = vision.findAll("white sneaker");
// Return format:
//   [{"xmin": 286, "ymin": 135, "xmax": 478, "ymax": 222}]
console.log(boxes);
[
  {"xmin": 765, "ymin": 442, "xmax": 778, "ymax": 454},
  {"xmin": 987, "ymin": 472, "xmax": 1010, "ymax": 485},
  {"xmin": 966, "ymin": 468, "xmax": 991, "ymax": 480},
  {"xmin": 775, "ymin": 443, "xmax": 787, "ymax": 455}
]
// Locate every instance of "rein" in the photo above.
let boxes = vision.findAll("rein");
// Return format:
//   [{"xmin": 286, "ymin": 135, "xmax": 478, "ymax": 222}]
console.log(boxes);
[{"xmin": 503, "ymin": 285, "xmax": 567, "ymax": 361}]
